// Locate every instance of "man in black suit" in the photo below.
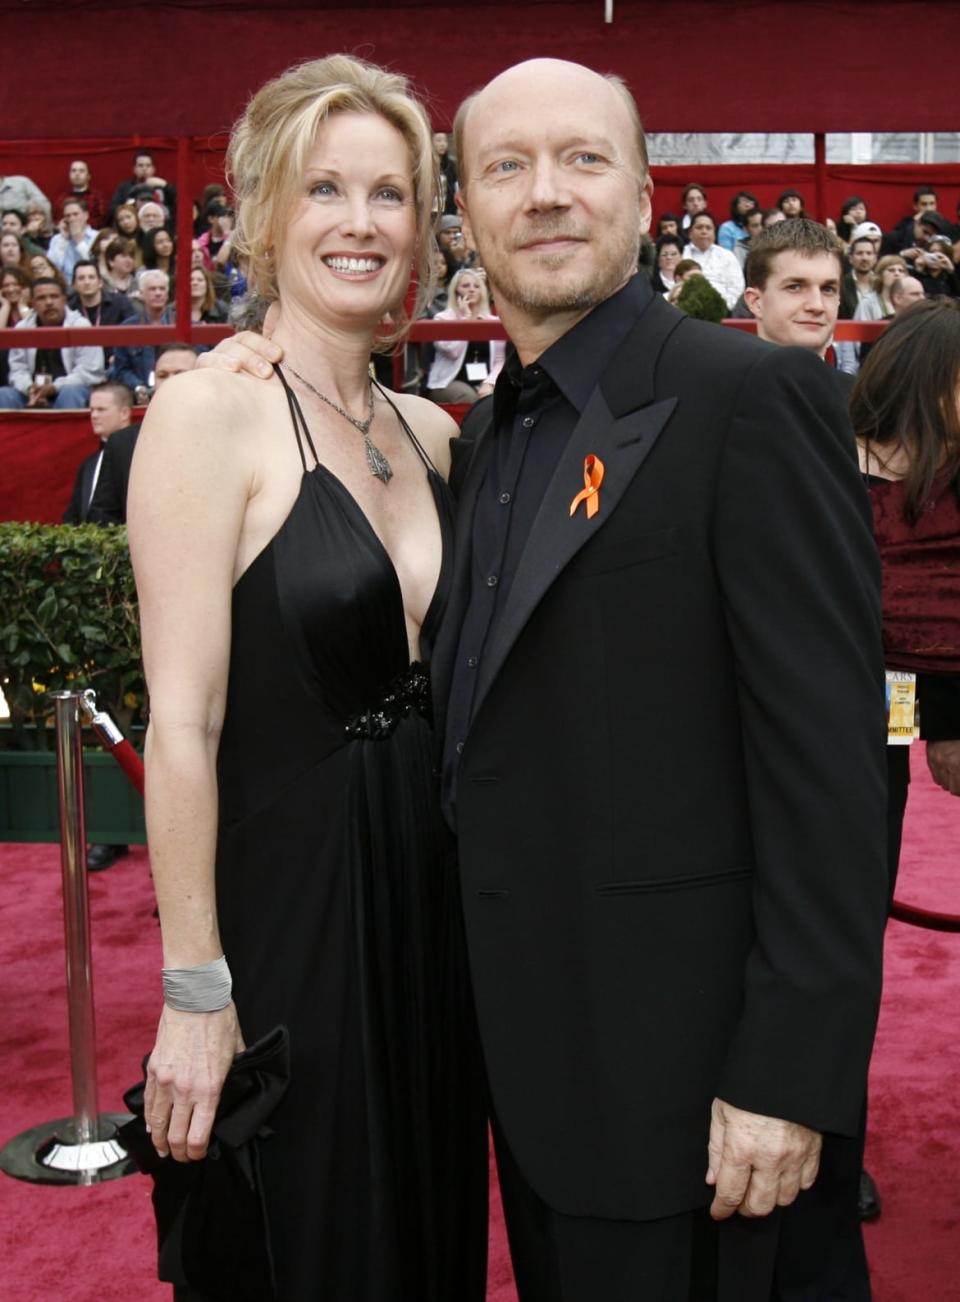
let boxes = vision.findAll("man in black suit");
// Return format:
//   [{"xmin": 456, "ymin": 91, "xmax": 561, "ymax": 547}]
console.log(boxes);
[
  {"xmin": 205, "ymin": 58, "xmax": 888, "ymax": 1299},
  {"xmin": 433, "ymin": 59, "xmax": 887, "ymax": 1299},
  {"xmin": 62, "ymin": 381, "xmax": 135, "ymax": 524},
  {"xmin": 88, "ymin": 342, "xmax": 198, "ymax": 525}
]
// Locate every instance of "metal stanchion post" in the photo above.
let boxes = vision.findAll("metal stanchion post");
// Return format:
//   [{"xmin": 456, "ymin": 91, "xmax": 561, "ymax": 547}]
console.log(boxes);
[
  {"xmin": 0, "ymin": 691, "xmax": 134, "ymax": 1185},
  {"xmin": 56, "ymin": 689, "xmax": 99, "ymax": 1142}
]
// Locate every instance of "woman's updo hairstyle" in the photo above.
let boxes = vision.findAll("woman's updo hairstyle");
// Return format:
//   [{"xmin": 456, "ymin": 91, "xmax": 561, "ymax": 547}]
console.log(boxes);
[{"xmin": 227, "ymin": 54, "xmax": 441, "ymax": 347}]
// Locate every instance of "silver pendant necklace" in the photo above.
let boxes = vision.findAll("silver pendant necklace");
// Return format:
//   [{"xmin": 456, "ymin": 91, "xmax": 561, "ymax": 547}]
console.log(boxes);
[{"xmin": 285, "ymin": 364, "xmax": 393, "ymax": 485}]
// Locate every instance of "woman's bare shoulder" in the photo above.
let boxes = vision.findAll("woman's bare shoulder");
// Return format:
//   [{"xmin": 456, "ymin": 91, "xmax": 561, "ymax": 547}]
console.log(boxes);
[{"xmin": 136, "ymin": 367, "xmax": 277, "ymax": 456}]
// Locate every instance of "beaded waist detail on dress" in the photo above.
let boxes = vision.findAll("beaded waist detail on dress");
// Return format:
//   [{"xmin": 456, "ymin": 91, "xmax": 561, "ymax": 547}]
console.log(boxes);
[{"xmin": 345, "ymin": 662, "xmax": 433, "ymax": 740}]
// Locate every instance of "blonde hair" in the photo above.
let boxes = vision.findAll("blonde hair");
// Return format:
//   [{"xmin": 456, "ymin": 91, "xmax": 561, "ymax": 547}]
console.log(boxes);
[
  {"xmin": 448, "ymin": 267, "xmax": 491, "ymax": 317},
  {"xmin": 872, "ymin": 254, "xmax": 908, "ymax": 296},
  {"xmin": 453, "ymin": 69, "xmax": 648, "ymax": 192},
  {"xmin": 227, "ymin": 54, "xmax": 441, "ymax": 347}
]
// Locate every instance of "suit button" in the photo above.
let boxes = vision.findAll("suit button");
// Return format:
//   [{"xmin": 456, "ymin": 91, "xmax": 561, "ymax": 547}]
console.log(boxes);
[
  {"xmin": 522, "ymin": 416, "xmax": 535, "ymax": 428},
  {"xmin": 486, "ymin": 574, "xmax": 498, "ymax": 587},
  {"xmin": 456, "ymin": 741, "xmax": 465, "ymax": 755},
  {"xmin": 467, "ymin": 656, "xmax": 478, "ymax": 668},
  {"xmin": 499, "ymin": 492, "xmax": 511, "ymax": 505}
]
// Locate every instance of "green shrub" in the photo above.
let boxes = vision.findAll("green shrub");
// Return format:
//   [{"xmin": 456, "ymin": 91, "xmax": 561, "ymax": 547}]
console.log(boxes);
[
  {"xmin": 0, "ymin": 523, "xmax": 144, "ymax": 748},
  {"xmin": 675, "ymin": 273, "xmax": 730, "ymax": 324}
]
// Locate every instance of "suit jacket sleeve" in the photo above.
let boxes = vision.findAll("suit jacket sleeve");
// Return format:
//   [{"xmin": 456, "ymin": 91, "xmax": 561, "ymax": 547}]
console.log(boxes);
[
  {"xmin": 62, "ymin": 465, "xmax": 85, "ymax": 525},
  {"xmin": 712, "ymin": 346, "xmax": 887, "ymax": 1135}
]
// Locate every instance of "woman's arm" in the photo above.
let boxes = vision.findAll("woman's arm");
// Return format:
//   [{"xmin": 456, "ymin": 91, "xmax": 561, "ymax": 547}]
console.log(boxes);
[{"xmin": 128, "ymin": 369, "xmax": 256, "ymax": 1162}]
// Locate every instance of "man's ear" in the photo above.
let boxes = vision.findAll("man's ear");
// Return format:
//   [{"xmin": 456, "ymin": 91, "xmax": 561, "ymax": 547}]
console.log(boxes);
[
  {"xmin": 456, "ymin": 190, "xmax": 477, "ymax": 253},
  {"xmin": 638, "ymin": 174, "xmax": 654, "ymax": 235},
  {"xmin": 743, "ymin": 286, "xmax": 762, "ymax": 319}
]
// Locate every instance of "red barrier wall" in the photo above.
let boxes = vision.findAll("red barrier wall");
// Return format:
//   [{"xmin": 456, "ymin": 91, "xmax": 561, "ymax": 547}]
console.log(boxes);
[{"xmin": 0, "ymin": 412, "xmax": 96, "ymax": 524}]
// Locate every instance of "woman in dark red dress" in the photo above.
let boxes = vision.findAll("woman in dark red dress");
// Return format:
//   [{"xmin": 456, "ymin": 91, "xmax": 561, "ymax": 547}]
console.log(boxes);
[{"xmin": 851, "ymin": 297, "xmax": 960, "ymax": 899}]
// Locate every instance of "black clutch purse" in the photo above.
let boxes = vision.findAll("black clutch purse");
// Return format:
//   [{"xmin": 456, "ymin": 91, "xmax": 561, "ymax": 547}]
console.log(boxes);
[{"xmin": 119, "ymin": 1024, "xmax": 290, "ymax": 1302}]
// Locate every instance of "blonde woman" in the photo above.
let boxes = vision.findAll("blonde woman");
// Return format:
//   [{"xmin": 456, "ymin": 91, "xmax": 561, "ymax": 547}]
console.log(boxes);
[
  {"xmin": 426, "ymin": 265, "xmax": 505, "ymax": 403},
  {"xmin": 128, "ymin": 55, "xmax": 485, "ymax": 1300},
  {"xmin": 837, "ymin": 255, "xmax": 908, "ymax": 375}
]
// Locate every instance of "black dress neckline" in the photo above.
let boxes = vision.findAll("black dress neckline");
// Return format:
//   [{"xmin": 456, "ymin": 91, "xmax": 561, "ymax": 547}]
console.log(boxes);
[{"xmin": 234, "ymin": 370, "xmax": 451, "ymax": 668}]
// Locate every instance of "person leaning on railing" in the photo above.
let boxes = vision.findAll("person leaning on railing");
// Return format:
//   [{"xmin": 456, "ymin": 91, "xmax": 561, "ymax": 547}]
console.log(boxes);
[
  {"xmin": 0, "ymin": 265, "xmax": 32, "ymax": 389},
  {"xmin": 836, "ymin": 254, "xmax": 908, "ymax": 376},
  {"xmin": 0, "ymin": 277, "xmax": 105, "ymax": 409},
  {"xmin": 424, "ymin": 266, "xmax": 505, "ymax": 405}
]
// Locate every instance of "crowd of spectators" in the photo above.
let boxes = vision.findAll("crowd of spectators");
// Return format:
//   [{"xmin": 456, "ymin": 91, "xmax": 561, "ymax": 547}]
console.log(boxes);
[
  {"xmin": 0, "ymin": 151, "xmax": 246, "ymax": 408},
  {"xmin": 2, "ymin": 147, "xmax": 960, "ymax": 409},
  {"xmin": 409, "ymin": 153, "xmax": 960, "ymax": 401}
]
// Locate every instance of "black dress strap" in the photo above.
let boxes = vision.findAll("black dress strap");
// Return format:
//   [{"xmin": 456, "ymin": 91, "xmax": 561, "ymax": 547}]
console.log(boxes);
[
  {"xmin": 274, "ymin": 364, "xmax": 320, "ymax": 473},
  {"xmin": 372, "ymin": 380, "xmax": 438, "ymax": 476}
]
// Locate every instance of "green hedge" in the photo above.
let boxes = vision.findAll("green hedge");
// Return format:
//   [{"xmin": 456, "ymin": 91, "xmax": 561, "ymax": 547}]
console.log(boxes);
[
  {"xmin": 0, "ymin": 522, "xmax": 144, "ymax": 747},
  {"xmin": 675, "ymin": 274, "xmax": 730, "ymax": 324}
]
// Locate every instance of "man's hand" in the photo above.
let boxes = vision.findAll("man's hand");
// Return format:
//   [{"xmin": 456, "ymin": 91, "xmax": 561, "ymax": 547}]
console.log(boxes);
[
  {"xmin": 926, "ymin": 740, "xmax": 960, "ymax": 795},
  {"xmin": 196, "ymin": 317, "xmax": 283, "ymax": 380},
  {"xmin": 27, "ymin": 383, "xmax": 56, "ymax": 407},
  {"xmin": 706, "ymin": 1097, "xmax": 821, "ymax": 1220}
]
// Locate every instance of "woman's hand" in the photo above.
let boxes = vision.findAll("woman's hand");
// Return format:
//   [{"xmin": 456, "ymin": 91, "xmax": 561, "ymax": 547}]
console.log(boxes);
[{"xmin": 144, "ymin": 1001, "xmax": 245, "ymax": 1161}]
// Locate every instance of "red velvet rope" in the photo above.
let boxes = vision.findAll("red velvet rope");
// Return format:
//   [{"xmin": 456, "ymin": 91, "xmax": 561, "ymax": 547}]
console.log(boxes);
[
  {"xmin": 889, "ymin": 899, "xmax": 960, "ymax": 932},
  {"xmin": 101, "ymin": 736, "xmax": 145, "ymax": 796}
]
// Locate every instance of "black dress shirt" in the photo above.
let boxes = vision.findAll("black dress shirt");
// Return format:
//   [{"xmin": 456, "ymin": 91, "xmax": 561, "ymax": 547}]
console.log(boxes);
[{"xmin": 442, "ymin": 274, "xmax": 653, "ymax": 817}]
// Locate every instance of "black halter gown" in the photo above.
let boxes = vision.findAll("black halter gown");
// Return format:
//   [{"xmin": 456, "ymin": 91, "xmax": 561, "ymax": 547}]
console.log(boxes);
[{"xmin": 211, "ymin": 371, "xmax": 487, "ymax": 1300}]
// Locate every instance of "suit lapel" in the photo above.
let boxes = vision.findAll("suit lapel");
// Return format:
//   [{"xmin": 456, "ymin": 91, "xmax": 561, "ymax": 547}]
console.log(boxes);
[
  {"xmin": 472, "ymin": 387, "xmax": 677, "ymax": 716},
  {"xmin": 435, "ymin": 290, "xmax": 689, "ymax": 734},
  {"xmin": 79, "ymin": 449, "xmax": 102, "ymax": 522}
]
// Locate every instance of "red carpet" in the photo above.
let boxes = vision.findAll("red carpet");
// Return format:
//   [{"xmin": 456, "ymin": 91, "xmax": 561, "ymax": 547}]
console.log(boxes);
[{"xmin": 1, "ymin": 746, "xmax": 958, "ymax": 1300}]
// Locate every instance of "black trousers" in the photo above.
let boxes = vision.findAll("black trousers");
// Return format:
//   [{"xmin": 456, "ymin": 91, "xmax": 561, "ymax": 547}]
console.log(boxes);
[
  {"xmin": 772, "ymin": 746, "xmax": 911, "ymax": 1302},
  {"xmin": 772, "ymin": 1111, "xmax": 870, "ymax": 1302},
  {"xmin": 886, "ymin": 744, "xmax": 910, "ymax": 909},
  {"xmin": 493, "ymin": 1119, "xmax": 781, "ymax": 1302}
]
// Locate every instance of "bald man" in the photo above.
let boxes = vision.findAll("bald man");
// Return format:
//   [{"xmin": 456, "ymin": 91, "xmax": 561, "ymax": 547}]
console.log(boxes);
[
  {"xmin": 891, "ymin": 275, "xmax": 926, "ymax": 314},
  {"xmin": 206, "ymin": 58, "xmax": 887, "ymax": 1301}
]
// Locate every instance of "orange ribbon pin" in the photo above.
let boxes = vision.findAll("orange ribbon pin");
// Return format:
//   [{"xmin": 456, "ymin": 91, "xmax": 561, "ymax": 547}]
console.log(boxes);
[{"xmin": 569, "ymin": 454, "xmax": 605, "ymax": 520}]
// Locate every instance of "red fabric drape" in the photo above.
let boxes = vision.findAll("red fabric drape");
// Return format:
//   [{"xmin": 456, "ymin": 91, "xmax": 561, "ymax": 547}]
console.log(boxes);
[
  {"xmin": 0, "ymin": 412, "xmax": 96, "ymax": 524},
  {"xmin": 2, "ymin": 2, "xmax": 959, "ymax": 139}
]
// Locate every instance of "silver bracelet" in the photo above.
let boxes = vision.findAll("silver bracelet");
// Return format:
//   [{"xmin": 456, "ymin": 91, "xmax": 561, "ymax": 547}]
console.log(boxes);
[{"xmin": 162, "ymin": 955, "xmax": 233, "ymax": 1012}]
